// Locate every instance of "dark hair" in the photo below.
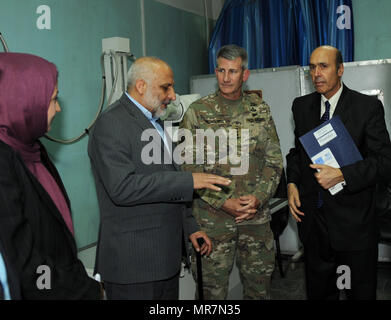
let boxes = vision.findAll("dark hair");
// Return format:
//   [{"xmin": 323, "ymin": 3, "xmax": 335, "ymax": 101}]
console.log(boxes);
[{"xmin": 336, "ymin": 49, "xmax": 343, "ymax": 70}]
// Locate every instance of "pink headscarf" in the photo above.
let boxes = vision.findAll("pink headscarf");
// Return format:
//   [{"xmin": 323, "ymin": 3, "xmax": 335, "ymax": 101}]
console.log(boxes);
[{"xmin": 0, "ymin": 52, "xmax": 74, "ymax": 235}]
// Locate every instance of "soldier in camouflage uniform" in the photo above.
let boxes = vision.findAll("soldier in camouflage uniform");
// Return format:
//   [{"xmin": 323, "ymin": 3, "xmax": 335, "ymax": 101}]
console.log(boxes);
[{"xmin": 180, "ymin": 45, "xmax": 283, "ymax": 300}]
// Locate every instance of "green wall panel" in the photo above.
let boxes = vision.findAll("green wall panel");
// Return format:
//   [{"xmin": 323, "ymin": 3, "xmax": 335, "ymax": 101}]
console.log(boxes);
[
  {"xmin": 144, "ymin": 0, "xmax": 210, "ymax": 94},
  {"xmin": 353, "ymin": 0, "xmax": 391, "ymax": 62}
]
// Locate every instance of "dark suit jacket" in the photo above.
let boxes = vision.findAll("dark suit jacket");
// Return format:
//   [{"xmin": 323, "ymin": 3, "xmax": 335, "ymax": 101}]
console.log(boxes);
[
  {"xmin": 88, "ymin": 93, "xmax": 199, "ymax": 284},
  {"xmin": 286, "ymin": 84, "xmax": 391, "ymax": 251},
  {"xmin": 0, "ymin": 140, "xmax": 100, "ymax": 299}
]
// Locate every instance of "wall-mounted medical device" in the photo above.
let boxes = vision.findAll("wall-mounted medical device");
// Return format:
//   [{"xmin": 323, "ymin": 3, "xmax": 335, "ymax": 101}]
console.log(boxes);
[
  {"xmin": 161, "ymin": 93, "xmax": 201, "ymax": 123},
  {"xmin": 102, "ymin": 37, "xmax": 134, "ymax": 105},
  {"xmin": 45, "ymin": 37, "xmax": 135, "ymax": 144},
  {"xmin": 161, "ymin": 93, "xmax": 201, "ymax": 143}
]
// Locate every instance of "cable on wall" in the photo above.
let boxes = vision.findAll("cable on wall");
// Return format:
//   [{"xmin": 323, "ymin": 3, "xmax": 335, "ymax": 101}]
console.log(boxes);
[
  {"xmin": 45, "ymin": 52, "xmax": 135, "ymax": 144},
  {"xmin": 0, "ymin": 32, "xmax": 10, "ymax": 52}
]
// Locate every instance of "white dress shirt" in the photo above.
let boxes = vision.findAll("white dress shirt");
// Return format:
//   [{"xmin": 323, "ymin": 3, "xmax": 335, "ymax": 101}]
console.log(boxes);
[
  {"xmin": 320, "ymin": 83, "xmax": 346, "ymax": 186},
  {"xmin": 320, "ymin": 83, "xmax": 343, "ymax": 119}
]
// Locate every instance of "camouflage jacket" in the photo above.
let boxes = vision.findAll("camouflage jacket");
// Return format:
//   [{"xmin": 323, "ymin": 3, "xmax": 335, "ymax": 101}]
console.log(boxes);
[{"xmin": 180, "ymin": 90, "xmax": 283, "ymax": 225}]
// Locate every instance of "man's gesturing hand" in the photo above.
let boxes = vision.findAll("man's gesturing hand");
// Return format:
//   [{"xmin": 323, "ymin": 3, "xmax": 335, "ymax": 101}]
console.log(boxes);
[{"xmin": 192, "ymin": 173, "xmax": 231, "ymax": 191}]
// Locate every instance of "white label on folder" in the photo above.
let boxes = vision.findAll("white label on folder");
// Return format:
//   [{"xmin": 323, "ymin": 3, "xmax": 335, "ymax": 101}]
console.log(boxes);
[
  {"xmin": 317, "ymin": 130, "xmax": 337, "ymax": 146},
  {"xmin": 314, "ymin": 123, "xmax": 333, "ymax": 139},
  {"xmin": 311, "ymin": 148, "xmax": 344, "ymax": 195},
  {"xmin": 313, "ymin": 123, "xmax": 337, "ymax": 147}
]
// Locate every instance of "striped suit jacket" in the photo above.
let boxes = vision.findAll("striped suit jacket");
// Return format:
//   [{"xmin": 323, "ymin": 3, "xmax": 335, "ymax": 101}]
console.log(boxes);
[{"xmin": 88, "ymin": 93, "xmax": 199, "ymax": 284}]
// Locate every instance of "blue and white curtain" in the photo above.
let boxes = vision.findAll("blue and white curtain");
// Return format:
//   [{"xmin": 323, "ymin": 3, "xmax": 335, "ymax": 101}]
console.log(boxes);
[{"xmin": 208, "ymin": 0, "xmax": 354, "ymax": 72}]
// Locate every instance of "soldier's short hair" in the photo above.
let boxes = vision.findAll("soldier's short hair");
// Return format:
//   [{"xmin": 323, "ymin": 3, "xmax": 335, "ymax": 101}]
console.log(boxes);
[{"xmin": 216, "ymin": 45, "xmax": 248, "ymax": 70}]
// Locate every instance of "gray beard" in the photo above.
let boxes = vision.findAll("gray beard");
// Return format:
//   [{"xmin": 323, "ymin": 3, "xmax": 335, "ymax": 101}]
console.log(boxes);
[
  {"xmin": 145, "ymin": 90, "xmax": 167, "ymax": 119},
  {"xmin": 152, "ymin": 106, "xmax": 166, "ymax": 119}
]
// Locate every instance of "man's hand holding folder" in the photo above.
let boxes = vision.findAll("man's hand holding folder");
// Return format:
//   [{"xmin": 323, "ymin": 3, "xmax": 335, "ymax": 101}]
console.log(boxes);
[{"xmin": 310, "ymin": 164, "xmax": 345, "ymax": 190}]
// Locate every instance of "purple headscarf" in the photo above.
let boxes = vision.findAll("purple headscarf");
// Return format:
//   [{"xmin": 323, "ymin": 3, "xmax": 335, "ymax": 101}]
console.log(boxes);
[{"xmin": 0, "ymin": 52, "xmax": 74, "ymax": 235}]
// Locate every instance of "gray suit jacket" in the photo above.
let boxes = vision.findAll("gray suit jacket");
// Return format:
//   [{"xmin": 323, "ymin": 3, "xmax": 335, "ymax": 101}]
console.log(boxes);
[{"xmin": 88, "ymin": 93, "xmax": 199, "ymax": 284}]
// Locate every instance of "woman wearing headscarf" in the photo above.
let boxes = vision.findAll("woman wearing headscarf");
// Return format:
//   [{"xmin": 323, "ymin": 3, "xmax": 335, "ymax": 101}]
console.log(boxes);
[{"xmin": 0, "ymin": 52, "xmax": 101, "ymax": 299}]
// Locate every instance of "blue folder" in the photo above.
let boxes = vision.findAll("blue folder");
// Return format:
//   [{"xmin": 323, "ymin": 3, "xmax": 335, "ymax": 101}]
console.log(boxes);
[
  {"xmin": 299, "ymin": 115, "xmax": 362, "ymax": 170},
  {"xmin": 299, "ymin": 116, "xmax": 363, "ymax": 194}
]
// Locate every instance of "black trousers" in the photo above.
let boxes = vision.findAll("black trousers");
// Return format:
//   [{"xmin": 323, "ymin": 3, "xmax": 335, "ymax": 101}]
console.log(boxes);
[
  {"xmin": 104, "ymin": 272, "xmax": 180, "ymax": 300},
  {"xmin": 303, "ymin": 208, "xmax": 378, "ymax": 300}
]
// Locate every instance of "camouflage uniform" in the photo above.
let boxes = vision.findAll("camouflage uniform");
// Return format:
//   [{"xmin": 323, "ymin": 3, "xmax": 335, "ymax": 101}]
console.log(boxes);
[{"xmin": 180, "ymin": 90, "xmax": 283, "ymax": 300}]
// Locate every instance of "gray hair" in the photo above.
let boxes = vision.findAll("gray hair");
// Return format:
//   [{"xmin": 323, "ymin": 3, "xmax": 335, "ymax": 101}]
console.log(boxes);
[
  {"xmin": 216, "ymin": 44, "xmax": 248, "ymax": 70},
  {"xmin": 127, "ymin": 57, "xmax": 165, "ymax": 89}
]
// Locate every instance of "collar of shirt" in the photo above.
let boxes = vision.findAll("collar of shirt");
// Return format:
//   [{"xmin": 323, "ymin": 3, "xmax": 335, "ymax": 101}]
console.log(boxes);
[
  {"xmin": 124, "ymin": 92, "xmax": 171, "ymax": 153},
  {"xmin": 125, "ymin": 91, "xmax": 158, "ymax": 122},
  {"xmin": 320, "ymin": 83, "xmax": 343, "ymax": 119}
]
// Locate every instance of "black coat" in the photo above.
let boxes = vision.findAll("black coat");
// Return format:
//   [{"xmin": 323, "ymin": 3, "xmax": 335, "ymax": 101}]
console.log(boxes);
[
  {"xmin": 286, "ymin": 85, "xmax": 391, "ymax": 251},
  {"xmin": 0, "ymin": 139, "xmax": 100, "ymax": 299}
]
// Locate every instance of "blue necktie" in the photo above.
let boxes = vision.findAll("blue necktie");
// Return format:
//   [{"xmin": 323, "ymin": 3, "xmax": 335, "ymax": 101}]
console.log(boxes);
[
  {"xmin": 320, "ymin": 101, "xmax": 331, "ymax": 123},
  {"xmin": 317, "ymin": 101, "xmax": 331, "ymax": 208}
]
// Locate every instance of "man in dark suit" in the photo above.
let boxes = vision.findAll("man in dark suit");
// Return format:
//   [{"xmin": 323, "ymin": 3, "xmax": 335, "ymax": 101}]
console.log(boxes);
[
  {"xmin": 286, "ymin": 45, "xmax": 391, "ymax": 300},
  {"xmin": 88, "ymin": 56, "xmax": 231, "ymax": 300}
]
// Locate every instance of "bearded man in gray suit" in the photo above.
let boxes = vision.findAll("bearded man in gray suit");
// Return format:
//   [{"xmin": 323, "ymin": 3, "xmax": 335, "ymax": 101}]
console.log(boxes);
[{"xmin": 88, "ymin": 57, "xmax": 231, "ymax": 300}]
